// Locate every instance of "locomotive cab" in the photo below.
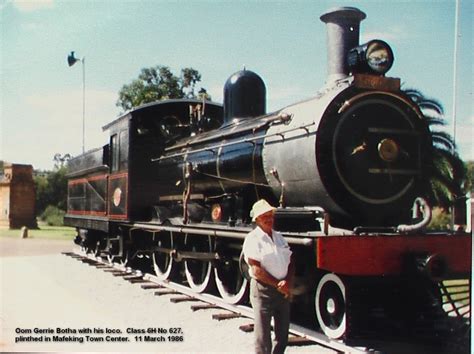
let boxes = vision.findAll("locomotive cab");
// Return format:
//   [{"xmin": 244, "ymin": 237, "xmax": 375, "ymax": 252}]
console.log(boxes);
[{"xmin": 65, "ymin": 99, "xmax": 224, "ymax": 232}]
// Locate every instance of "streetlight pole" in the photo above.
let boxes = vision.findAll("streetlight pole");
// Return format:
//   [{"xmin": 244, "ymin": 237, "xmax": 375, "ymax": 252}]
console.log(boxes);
[
  {"xmin": 67, "ymin": 51, "xmax": 86, "ymax": 153},
  {"xmin": 82, "ymin": 57, "xmax": 86, "ymax": 154},
  {"xmin": 451, "ymin": 0, "xmax": 460, "ymax": 231}
]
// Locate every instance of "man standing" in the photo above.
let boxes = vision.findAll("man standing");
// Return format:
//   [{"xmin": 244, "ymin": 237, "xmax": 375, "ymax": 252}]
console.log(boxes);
[{"xmin": 243, "ymin": 199, "xmax": 294, "ymax": 354}]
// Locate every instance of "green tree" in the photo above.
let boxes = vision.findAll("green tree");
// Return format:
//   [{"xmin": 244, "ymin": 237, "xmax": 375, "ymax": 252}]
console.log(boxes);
[
  {"xmin": 428, "ymin": 207, "xmax": 452, "ymax": 230},
  {"xmin": 34, "ymin": 155, "xmax": 69, "ymax": 217},
  {"xmin": 34, "ymin": 174, "xmax": 48, "ymax": 213},
  {"xmin": 46, "ymin": 166, "xmax": 68, "ymax": 210},
  {"xmin": 465, "ymin": 161, "xmax": 473, "ymax": 192},
  {"xmin": 181, "ymin": 67, "xmax": 201, "ymax": 98},
  {"xmin": 404, "ymin": 89, "xmax": 468, "ymax": 208},
  {"xmin": 116, "ymin": 65, "xmax": 210, "ymax": 112},
  {"xmin": 53, "ymin": 153, "xmax": 72, "ymax": 169}
]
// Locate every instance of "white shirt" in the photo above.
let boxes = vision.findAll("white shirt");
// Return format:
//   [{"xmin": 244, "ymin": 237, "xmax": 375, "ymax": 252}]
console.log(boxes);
[{"xmin": 242, "ymin": 226, "xmax": 292, "ymax": 281}]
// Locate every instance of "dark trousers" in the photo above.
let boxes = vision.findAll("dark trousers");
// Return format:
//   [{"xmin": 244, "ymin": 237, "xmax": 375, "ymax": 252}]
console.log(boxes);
[{"xmin": 250, "ymin": 278, "xmax": 290, "ymax": 354}]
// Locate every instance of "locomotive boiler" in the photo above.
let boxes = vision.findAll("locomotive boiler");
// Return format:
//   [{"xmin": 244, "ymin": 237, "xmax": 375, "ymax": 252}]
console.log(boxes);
[
  {"xmin": 65, "ymin": 6, "xmax": 471, "ymax": 347},
  {"xmin": 152, "ymin": 8, "xmax": 431, "ymax": 230}
]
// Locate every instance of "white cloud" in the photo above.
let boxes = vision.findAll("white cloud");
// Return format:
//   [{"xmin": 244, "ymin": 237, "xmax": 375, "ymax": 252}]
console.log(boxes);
[
  {"xmin": 207, "ymin": 83, "xmax": 309, "ymax": 112},
  {"xmin": 207, "ymin": 84, "xmax": 223, "ymax": 105},
  {"xmin": 12, "ymin": 0, "xmax": 54, "ymax": 12},
  {"xmin": 361, "ymin": 27, "xmax": 406, "ymax": 43},
  {"xmin": 440, "ymin": 120, "xmax": 474, "ymax": 161},
  {"xmin": 3, "ymin": 88, "xmax": 118, "ymax": 170},
  {"xmin": 21, "ymin": 22, "xmax": 42, "ymax": 31},
  {"xmin": 452, "ymin": 122, "xmax": 474, "ymax": 161},
  {"xmin": 267, "ymin": 86, "xmax": 309, "ymax": 110}
]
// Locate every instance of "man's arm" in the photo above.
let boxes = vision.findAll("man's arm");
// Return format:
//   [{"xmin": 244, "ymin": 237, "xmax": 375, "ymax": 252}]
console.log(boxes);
[
  {"xmin": 276, "ymin": 257, "xmax": 294, "ymax": 299},
  {"xmin": 247, "ymin": 258, "xmax": 280, "ymax": 287},
  {"xmin": 247, "ymin": 258, "xmax": 291, "ymax": 298}
]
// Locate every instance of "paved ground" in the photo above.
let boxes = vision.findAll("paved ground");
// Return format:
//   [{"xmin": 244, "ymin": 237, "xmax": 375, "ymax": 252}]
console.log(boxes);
[
  {"xmin": 0, "ymin": 237, "xmax": 333, "ymax": 353},
  {"xmin": 0, "ymin": 236, "xmax": 72, "ymax": 257}
]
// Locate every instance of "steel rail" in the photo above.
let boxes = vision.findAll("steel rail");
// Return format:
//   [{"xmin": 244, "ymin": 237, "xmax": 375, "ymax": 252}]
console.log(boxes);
[{"xmin": 69, "ymin": 250, "xmax": 368, "ymax": 353}]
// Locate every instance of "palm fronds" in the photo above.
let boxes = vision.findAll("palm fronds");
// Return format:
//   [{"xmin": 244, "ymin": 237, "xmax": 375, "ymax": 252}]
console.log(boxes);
[{"xmin": 404, "ymin": 88, "xmax": 467, "ymax": 209}]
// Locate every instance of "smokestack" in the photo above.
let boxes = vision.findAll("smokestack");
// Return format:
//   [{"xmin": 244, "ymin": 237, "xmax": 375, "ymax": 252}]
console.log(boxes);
[{"xmin": 320, "ymin": 7, "xmax": 366, "ymax": 84}]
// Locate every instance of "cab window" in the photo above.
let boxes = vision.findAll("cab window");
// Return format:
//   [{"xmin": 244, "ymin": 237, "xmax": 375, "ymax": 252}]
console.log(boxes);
[
  {"xmin": 110, "ymin": 130, "xmax": 129, "ymax": 173},
  {"xmin": 111, "ymin": 134, "xmax": 119, "ymax": 172}
]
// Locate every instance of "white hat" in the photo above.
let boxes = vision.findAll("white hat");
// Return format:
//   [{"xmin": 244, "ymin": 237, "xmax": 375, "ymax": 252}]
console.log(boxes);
[{"xmin": 250, "ymin": 199, "xmax": 275, "ymax": 221}]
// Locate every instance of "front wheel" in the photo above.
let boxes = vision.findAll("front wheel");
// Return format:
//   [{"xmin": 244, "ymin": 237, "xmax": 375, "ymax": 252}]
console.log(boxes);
[{"xmin": 315, "ymin": 273, "xmax": 347, "ymax": 339}]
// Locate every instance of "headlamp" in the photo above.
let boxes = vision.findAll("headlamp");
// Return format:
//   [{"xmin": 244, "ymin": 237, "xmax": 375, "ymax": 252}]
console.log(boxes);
[{"xmin": 348, "ymin": 40, "xmax": 394, "ymax": 75}]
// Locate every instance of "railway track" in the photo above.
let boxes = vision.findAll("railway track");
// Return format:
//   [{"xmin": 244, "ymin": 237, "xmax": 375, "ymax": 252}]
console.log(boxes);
[
  {"xmin": 63, "ymin": 250, "xmax": 470, "ymax": 354},
  {"xmin": 63, "ymin": 250, "xmax": 369, "ymax": 353}
]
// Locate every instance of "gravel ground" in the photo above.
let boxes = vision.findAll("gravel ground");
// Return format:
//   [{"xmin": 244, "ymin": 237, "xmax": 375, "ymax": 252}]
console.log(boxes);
[
  {"xmin": 0, "ymin": 237, "xmax": 334, "ymax": 353},
  {"xmin": 0, "ymin": 236, "xmax": 72, "ymax": 257}
]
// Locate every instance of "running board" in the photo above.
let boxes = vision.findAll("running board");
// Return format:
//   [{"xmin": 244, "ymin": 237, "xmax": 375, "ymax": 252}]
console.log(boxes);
[{"xmin": 127, "ymin": 222, "xmax": 314, "ymax": 246}]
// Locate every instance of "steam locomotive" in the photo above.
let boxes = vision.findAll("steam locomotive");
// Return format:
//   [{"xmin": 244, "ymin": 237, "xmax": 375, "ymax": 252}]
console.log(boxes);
[{"xmin": 65, "ymin": 6, "xmax": 471, "ymax": 345}]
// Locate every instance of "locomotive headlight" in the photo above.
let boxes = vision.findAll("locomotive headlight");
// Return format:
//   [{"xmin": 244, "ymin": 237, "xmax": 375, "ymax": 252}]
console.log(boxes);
[
  {"xmin": 366, "ymin": 41, "xmax": 394, "ymax": 74},
  {"xmin": 348, "ymin": 40, "xmax": 394, "ymax": 75}
]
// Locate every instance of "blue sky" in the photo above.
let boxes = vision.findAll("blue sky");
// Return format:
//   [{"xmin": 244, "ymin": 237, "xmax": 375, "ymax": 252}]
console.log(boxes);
[{"xmin": 1, "ymin": 0, "xmax": 472, "ymax": 170}]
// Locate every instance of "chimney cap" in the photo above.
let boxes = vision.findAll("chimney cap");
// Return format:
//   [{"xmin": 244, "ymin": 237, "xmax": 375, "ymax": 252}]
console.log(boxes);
[{"xmin": 320, "ymin": 6, "xmax": 366, "ymax": 24}]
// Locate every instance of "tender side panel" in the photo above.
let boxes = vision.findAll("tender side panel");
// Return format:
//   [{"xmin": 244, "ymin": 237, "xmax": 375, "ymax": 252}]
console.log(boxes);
[
  {"xmin": 64, "ymin": 214, "xmax": 109, "ymax": 232},
  {"xmin": 67, "ymin": 146, "xmax": 108, "ymax": 177},
  {"xmin": 316, "ymin": 234, "xmax": 471, "ymax": 276},
  {"xmin": 67, "ymin": 174, "xmax": 108, "ymax": 216}
]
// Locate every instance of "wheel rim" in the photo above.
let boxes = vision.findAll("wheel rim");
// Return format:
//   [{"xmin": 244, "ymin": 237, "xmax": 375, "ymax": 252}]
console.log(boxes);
[
  {"xmin": 83, "ymin": 236, "xmax": 99, "ymax": 256},
  {"xmin": 93, "ymin": 239, "xmax": 106, "ymax": 258},
  {"xmin": 107, "ymin": 253, "xmax": 128, "ymax": 266},
  {"xmin": 106, "ymin": 235, "xmax": 128, "ymax": 266},
  {"xmin": 315, "ymin": 273, "xmax": 347, "ymax": 339},
  {"xmin": 214, "ymin": 255, "xmax": 248, "ymax": 304},
  {"xmin": 184, "ymin": 234, "xmax": 214, "ymax": 293},
  {"xmin": 79, "ymin": 244, "xmax": 87, "ymax": 254},
  {"xmin": 152, "ymin": 231, "xmax": 175, "ymax": 280}
]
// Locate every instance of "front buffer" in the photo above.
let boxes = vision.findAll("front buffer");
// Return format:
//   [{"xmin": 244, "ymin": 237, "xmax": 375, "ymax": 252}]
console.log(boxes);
[{"xmin": 313, "ymin": 232, "xmax": 471, "ymax": 348}]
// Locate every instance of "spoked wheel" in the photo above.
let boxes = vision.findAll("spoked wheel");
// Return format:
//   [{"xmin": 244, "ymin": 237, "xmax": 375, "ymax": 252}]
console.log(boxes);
[
  {"xmin": 152, "ymin": 231, "xmax": 175, "ymax": 280},
  {"xmin": 315, "ymin": 273, "xmax": 347, "ymax": 339},
  {"xmin": 214, "ymin": 247, "xmax": 248, "ymax": 304},
  {"xmin": 106, "ymin": 235, "xmax": 129, "ymax": 266},
  {"xmin": 184, "ymin": 234, "xmax": 214, "ymax": 293},
  {"xmin": 108, "ymin": 252, "xmax": 129, "ymax": 267},
  {"xmin": 93, "ymin": 238, "xmax": 108, "ymax": 258},
  {"xmin": 84, "ymin": 235, "xmax": 102, "ymax": 256}
]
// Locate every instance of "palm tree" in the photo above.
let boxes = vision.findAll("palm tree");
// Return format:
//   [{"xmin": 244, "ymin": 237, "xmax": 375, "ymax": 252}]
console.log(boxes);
[{"xmin": 404, "ymin": 89, "xmax": 467, "ymax": 209}]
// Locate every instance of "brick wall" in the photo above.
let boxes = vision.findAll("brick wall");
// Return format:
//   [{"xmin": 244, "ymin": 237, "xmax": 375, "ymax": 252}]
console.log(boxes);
[{"xmin": 0, "ymin": 163, "xmax": 37, "ymax": 229}]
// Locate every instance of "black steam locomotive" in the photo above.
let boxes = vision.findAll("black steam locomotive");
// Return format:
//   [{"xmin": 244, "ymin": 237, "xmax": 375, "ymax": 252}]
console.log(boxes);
[{"xmin": 65, "ymin": 7, "xmax": 471, "ymax": 345}]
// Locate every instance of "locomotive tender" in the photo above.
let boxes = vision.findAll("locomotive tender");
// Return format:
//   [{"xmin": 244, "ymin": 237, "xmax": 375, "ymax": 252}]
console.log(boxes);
[{"xmin": 65, "ymin": 7, "xmax": 471, "ymax": 344}]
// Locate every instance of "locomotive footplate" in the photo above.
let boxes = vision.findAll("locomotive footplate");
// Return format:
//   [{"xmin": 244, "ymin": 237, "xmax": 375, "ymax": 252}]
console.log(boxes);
[
  {"xmin": 127, "ymin": 222, "xmax": 315, "ymax": 246},
  {"xmin": 316, "ymin": 233, "xmax": 471, "ymax": 277},
  {"xmin": 314, "ymin": 233, "xmax": 471, "ymax": 348}
]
